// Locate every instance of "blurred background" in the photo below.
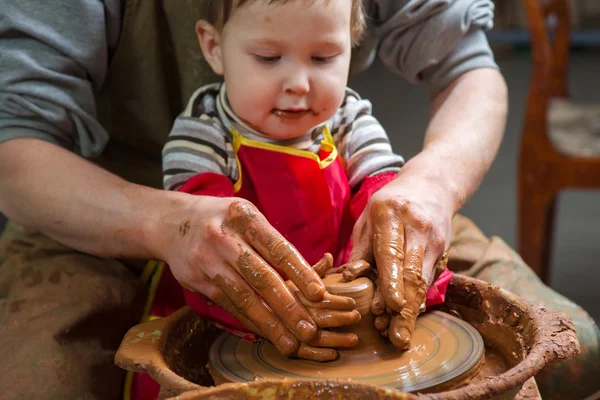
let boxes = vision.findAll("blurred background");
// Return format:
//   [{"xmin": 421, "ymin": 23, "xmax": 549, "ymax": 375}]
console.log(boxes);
[
  {"xmin": 349, "ymin": 0, "xmax": 600, "ymax": 322},
  {"xmin": 0, "ymin": 0, "xmax": 598, "ymax": 320}
]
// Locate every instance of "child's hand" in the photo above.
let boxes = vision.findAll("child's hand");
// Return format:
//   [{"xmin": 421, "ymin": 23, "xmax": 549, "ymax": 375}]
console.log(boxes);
[
  {"xmin": 161, "ymin": 196, "xmax": 358, "ymax": 357},
  {"xmin": 339, "ymin": 257, "xmax": 448, "ymax": 349},
  {"xmin": 284, "ymin": 254, "xmax": 361, "ymax": 361}
]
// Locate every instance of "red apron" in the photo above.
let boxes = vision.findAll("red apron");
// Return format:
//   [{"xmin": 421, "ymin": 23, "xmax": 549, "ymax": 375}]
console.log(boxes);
[{"xmin": 230, "ymin": 125, "xmax": 354, "ymax": 266}]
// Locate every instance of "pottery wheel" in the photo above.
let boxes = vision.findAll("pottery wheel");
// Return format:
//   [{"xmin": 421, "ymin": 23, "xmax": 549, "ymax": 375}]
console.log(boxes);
[{"xmin": 208, "ymin": 275, "xmax": 484, "ymax": 392}]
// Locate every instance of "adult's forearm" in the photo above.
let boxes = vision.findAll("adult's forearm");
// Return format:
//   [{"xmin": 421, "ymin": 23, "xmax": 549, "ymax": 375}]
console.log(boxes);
[
  {"xmin": 401, "ymin": 68, "xmax": 508, "ymax": 213},
  {"xmin": 0, "ymin": 138, "xmax": 184, "ymax": 259}
]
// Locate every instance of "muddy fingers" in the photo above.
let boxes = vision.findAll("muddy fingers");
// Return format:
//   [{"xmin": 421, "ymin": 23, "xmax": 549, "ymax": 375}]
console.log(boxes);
[{"xmin": 312, "ymin": 253, "xmax": 334, "ymax": 277}]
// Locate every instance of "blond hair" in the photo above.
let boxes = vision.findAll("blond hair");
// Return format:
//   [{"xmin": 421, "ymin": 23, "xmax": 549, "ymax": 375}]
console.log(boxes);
[{"xmin": 202, "ymin": 0, "xmax": 365, "ymax": 46}]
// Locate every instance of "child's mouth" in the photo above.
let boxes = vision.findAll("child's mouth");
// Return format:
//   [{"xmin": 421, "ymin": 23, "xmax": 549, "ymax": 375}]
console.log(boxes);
[{"xmin": 272, "ymin": 109, "xmax": 315, "ymax": 119}]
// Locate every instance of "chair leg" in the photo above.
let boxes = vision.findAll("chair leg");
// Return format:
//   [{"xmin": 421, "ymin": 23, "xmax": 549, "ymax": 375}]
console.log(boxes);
[{"xmin": 518, "ymin": 182, "xmax": 557, "ymax": 284}]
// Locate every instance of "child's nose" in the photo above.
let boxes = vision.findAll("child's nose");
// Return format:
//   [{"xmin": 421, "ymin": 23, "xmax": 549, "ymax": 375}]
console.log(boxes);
[{"xmin": 283, "ymin": 70, "xmax": 310, "ymax": 95}]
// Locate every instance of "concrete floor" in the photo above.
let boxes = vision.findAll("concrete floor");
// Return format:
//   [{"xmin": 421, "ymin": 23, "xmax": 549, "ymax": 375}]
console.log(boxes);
[
  {"xmin": 349, "ymin": 49, "xmax": 600, "ymax": 324},
  {"xmin": 1, "ymin": 49, "xmax": 598, "ymax": 323}
]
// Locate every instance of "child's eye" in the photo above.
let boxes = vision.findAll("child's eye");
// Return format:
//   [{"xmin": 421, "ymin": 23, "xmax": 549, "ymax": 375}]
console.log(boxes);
[
  {"xmin": 254, "ymin": 55, "xmax": 281, "ymax": 63},
  {"xmin": 312, "ymin": 55, "xmax": 336, "ymax": 63}
]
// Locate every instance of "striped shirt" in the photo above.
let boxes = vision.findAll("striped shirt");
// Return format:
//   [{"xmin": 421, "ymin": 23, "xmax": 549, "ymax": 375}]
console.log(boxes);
[{"xmin": 162, "ymin": 83, "xmax": 404, "ymax": 192}]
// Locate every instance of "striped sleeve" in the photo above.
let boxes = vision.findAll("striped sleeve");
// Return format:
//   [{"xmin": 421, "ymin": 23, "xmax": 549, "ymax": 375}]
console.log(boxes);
[
  {"xmin": 331, "ymin": 90, "xmax": 405, "ymax": 190},
  {"xmin": 162, "ymin": 112, "xmax": 231, "ymax": 191}
]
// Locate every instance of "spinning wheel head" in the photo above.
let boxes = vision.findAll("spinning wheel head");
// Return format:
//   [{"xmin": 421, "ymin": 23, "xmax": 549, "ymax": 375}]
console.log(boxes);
[{"xmin": 209, "ymin": 274, "xmax": 485, "ymax": 392}]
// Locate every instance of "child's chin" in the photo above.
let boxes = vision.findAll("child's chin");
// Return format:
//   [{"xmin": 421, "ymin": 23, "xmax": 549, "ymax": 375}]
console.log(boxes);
[{"xmin": 264, "ymin": 122, "xmax": 315, "ymax": 140}]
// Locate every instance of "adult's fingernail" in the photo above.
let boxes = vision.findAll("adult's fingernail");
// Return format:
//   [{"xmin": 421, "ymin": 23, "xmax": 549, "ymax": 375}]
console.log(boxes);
[
  {"xmin": 306, "ymin": 281, "xmax": 323, "ymax": 298},
  {"xmin": 398, "ymin": 327, "xmax": 411, "ymax": 342},
  {"xmin": 296, "ymin": 319, "xmax": 316, "ymax": 340},
  {"xmin": 389, "ymin": 327, "xmax": 411, "ymax": 351},
  {"xmin": 278, "ymin": 335, "xmax": 298, "ymax": 354}
]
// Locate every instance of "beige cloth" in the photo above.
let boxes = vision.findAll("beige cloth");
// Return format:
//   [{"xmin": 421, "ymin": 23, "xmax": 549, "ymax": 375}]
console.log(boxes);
[
  {"xmin": 450, "ymin": 215, "xmax": 600, "ymax": 400},
  {"xmin": 0, "ymin": 222, "xmax": 146, "ymax": 399}
]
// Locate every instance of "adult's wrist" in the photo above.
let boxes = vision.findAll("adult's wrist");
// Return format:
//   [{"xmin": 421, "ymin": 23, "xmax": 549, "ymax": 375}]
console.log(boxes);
[{"xmin": 393, "ymin": 149, "xmax": 466, "ymax": 215}]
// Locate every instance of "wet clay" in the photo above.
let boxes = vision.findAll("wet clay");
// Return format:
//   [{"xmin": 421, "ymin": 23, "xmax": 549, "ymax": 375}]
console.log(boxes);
[
  {"xmin": 470, "ymin": 348, "xmax": 510, "ymax": 384},
  {"xmin": 115, "ymin": 274, "xmax": 581, "ymax": 400},
  {"xmin": 208, "ymin": 273, "xmax": 485, "ymax": 392}
]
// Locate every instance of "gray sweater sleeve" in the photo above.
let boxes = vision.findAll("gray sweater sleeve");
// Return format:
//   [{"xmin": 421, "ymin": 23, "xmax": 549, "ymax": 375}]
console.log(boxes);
[
  {"xmin": 360, "ymin": 0, "xmax": 498, "ymax": 95},
  {"xmin": 0, "ymin": 0, "xmax": 122, "ymax": 157}
]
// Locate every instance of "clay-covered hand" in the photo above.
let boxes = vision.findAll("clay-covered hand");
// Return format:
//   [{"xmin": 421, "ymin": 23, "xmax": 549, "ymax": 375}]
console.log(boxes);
[
  {"xmin": 161, "ymin": 197, "xmax": 357, "ymax": 357},
  {"xmin": 340, "ymin": 252, "xmax": 448, "ymax": 350},
  {"xmin": 347, "ymin": 178, "xmax": 453, "ymax": 350},
  {"xmin": 285, "ymin": 254, "xmax": 361, "ymax": 361}
]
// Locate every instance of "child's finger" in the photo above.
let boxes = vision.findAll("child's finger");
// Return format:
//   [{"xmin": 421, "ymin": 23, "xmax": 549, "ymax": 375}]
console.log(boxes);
[
  {"xmin": 312, "ymin": 253, "xmax": 333, "ymax": 277},
  {"xmin": 308, "ymin": 330, "xmax": 358, "ymax": 348},
  {"xmin": 341, "ymin": 260, "xmax": 372, "ymax": 281},
  {"xmin": 285, "ymin": 281, "xmax": 356, "ymax": 310},
  {"xmin": 374, "ymin": 314, "xmax": 390, "ymax": 331},
  {"xmin": 307, "ymin": 308, "xmax": 361, "ymax": 329},
  {"xmin": 296, "ymin": 344, "xmax": 338, "ymax": 362}
]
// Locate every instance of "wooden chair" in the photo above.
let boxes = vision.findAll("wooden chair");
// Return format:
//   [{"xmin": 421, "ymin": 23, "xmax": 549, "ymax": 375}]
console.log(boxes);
[{"xmin": 519, "ymin": 0, "xmax": 600, "ymax": 283}]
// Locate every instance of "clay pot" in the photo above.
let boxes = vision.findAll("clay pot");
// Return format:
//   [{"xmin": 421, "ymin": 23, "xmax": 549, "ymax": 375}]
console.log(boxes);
[{"xmin": 114, "ymin": 275, "xmax": 580, "ymax": 400}]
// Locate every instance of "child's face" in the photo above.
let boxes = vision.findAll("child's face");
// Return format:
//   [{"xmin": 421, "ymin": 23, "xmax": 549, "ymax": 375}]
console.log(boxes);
[{"xmin": 202, "ymin": 0, "xmax": 353, "ymax": 139}]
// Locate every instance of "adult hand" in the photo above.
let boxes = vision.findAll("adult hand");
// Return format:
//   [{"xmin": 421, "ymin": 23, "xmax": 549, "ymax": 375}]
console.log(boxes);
[
  {"xmin": 160, "ymin": 196, "xmax": 359, "ymax": 358},
  {"xmin": 347, "ymin": 173, "xmax": 453, "ymax": 350}
]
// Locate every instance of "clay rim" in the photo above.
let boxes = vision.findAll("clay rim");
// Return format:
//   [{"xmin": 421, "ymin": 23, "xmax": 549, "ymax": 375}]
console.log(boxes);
[
  {"xmin": 193, "ymin": 275, "xmax": 578, "ymax": 399},
  {"xmin": 422, "ymin": 274, "xmax": 580, "ymax": 399},
  {"xmin": 116, "ymin": 274, "xmax": 580, "ymax": 400}
]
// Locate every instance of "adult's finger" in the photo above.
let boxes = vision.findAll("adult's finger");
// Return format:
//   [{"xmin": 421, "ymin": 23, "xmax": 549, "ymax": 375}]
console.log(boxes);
[
  {"xmin": 226, "ymin": 201, "xmax": 326, "ymax": 302},
  {"xmin": 308, "ymin": 330, "xmax": 359, "ymax": 348},
  {"xmin": 212, "ymin": 273, "xmax": 299, "ymax": 356},
  {"xmin": 233, "ymin": 245, "xmax": 317, "ymax": 342},
  {"xmin": 207, "ymin": 285, "xmax": 262, "ymax": 334},
  {"xmin": 372, "ymin": 201, "xmax": 406, "ymax": 312},
  {"xmin": 347, "ymin": 214, "xmax": 374, "ymax": 264},
  {"xmin": 387, "ymin": 246, "xmax": 427, "ymax": 350},
  {"xmin": 433, "ymin": 251, "xmax": 449, "ymax": 283},
  {"xmin": 370, "ymin": 280, "xmax": 385, "ymax": 316},
  {"xmin": 417, "ymin": 250, "xmax": 448, "ymax": 313},
  {"xmin": 308, "ymin": 308, "xmax": 361, "ymax": 328},
  {"xmin": 296, "ymin": 344, "xmax": 337, "ymax": 362},
  {"xmin": 389, "ymin": 313, "xmax": 414, "ymax": 351},
  {"xmin": 180, "ymin": 275, "xmax": 263, "ymax": 334}
]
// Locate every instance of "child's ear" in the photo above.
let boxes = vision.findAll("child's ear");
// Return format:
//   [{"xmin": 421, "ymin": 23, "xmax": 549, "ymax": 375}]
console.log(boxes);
[{"xmin": 196, "ymin": 20, "xmax": 224, "ymax": 75}]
